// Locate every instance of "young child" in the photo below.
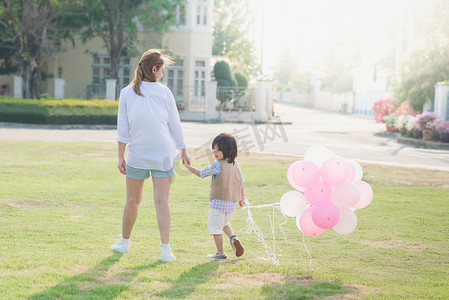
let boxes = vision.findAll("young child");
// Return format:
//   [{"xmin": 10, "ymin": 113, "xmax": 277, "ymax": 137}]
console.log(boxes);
[{"xmin": 184, "ymin": 133, "xmax": 245, "ymax": 259}]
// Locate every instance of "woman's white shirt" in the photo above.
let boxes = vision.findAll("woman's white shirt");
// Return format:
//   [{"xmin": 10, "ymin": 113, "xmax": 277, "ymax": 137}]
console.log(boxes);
[{"xmin": 117, "ymin": 82, "xmax": 186, "ymax": 171}]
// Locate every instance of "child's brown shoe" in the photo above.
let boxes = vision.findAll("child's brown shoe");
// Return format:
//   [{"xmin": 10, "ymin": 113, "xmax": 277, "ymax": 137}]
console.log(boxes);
[{"xmin": 230, "ymin": 235, "xmax": 244, "ymax": 257}]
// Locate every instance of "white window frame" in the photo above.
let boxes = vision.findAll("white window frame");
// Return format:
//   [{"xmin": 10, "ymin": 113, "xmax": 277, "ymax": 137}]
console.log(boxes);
[
  {"xmin": 196, "ymin": 0, "xmax": 208, "ymax": 26},
  {"xmin": 194, "ymin": 59, "xmax": 207, "ymax": 99},
  {"xmin": 175, "ymin": 4, "xmax": 187, "ymax": 26},
  {"xmin": 166, "ymin": 58, "xmax": 185, "ymax": 103},
  {"xmin": 91, "ymin": 55, "xmax": 131, "ymax": 88}
]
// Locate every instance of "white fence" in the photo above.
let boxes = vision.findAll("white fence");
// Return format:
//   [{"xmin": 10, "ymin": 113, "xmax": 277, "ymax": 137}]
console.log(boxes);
[
  {"xmin": 282, "ymin": 91, "xmax": 354, "ymax": 114},
  {"xmin": 281, "ymin": 90, "xmax": 398, "ymax": 116}
]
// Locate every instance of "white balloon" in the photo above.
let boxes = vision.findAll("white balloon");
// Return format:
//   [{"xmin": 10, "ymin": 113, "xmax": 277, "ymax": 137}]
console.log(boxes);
[
  {"xmin": 347, "ymin": 159, "xmax": 363, "ymax": 181},
  {"xmin": 352, "ymin": 181, "xmax": 373, "ymax": 209},
  {"xmin": 332, "ymin": 181, "xmax": 361, "ymax": 208},
  {"xmin": 280, "ymin": 191, "xmax": 307, "ymax": 217},
  {"xmin": 304, "ymin": 145, "xmax": 336, "ymax": 168},
  {"xmin": 333, "ymin": 208, "xmax": 357, "ymax": 234}
]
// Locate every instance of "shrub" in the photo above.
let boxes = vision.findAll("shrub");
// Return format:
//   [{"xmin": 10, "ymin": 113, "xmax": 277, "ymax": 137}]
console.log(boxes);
[
  {"xmin": 395, "ymin": 101, "xmax": 415, "ymax": 116},
  {"xmin": 413, "ymin": 112, "xmax": 439, "ymax": 130},
  {"xmin": 395, "ymin": 114, "xmax": 415, "ymax": 130},
  {"xmin": 383, "ymin": 113, "xmax": 398, "ymax": 131},
  {"xmin": 436, "ymin": 120, "xmax": 449, "ymax": 134},
  {"xmin": 214, "ymin": 61, "xmax": 232, "ymax": 82},
  {"xmin": 0, "ymin": 96, "xmax": 118, "ymax": 125},
  {"xmin": 372, "ymin": 97, "xmax": 398, "ymax": 123},
  {"xmin": 234, "ymin": 72, "xmax": 248, "ymax": 88}
]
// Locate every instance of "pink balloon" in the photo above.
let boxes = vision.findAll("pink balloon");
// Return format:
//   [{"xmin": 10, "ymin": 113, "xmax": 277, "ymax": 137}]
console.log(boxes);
[
  {"xmin": 297, "ymin": 208, "xmax": 325, "ymax": 237},
  {"xmin": 287, "ymin": 162, "xmax": 304, "ymax": 192},
  {"xmin": 320, "ymin": 157, "xmax": 350, "ymax": 186},
  {"xmin": 311, "ymin": 201, "xmax": 340, "ymax": 229},
  {"xmin": 287, "ymin": 160, "xmax": 320, "ymax": 190},
  {"xmin": 304, "ymin": 180, "xmax": 332, "ymax": 205},
  {"xmin": 332, "ymin": 181, "xmax": 361, "ymax": 208},
  {"xmin": 352, "ymin": 181, "xmax": 373, "ymax": 209}
]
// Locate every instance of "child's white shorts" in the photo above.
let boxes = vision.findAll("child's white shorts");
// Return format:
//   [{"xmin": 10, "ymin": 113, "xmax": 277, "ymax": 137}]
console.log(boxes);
[{"xmin": 208, "ymin": 208, "xmax": 234, "ymax": 235}]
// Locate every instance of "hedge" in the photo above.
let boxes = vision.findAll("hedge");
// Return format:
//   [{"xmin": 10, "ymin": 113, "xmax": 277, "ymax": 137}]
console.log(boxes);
[{"xmin": 0, "ymin": 96, "xmax": 119, "ymax": 125}]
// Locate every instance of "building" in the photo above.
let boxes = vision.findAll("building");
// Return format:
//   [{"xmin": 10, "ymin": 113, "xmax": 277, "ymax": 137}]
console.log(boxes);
[
  {"xmin": 1, "ymin": 0, "xmax": 274, "ymax": 123},
  {"xmin": 1, "ymin": 0, "xmax": 214, "ymax": 111}
]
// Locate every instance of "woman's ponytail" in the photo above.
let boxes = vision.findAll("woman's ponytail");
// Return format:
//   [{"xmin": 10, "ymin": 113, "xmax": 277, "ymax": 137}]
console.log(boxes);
[
  {"xmin": 129, "ymin": 49, "xmax": 175, "ymax": 97},
  {"xmin": 131, "ymin": 65, "xmax": 144, "ymax": 96}
]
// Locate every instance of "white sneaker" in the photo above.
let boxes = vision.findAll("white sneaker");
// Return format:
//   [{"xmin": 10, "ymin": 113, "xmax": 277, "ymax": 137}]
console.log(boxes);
[
  {"xmin": 161, "ymin": 244, "xmax": 176, "ymax": 262},
  {"xmin": 111, "ymin": 237, "xmax": 130, "ymax": 253}
]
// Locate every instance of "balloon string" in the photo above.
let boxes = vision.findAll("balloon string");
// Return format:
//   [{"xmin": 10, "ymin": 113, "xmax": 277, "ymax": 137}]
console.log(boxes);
[
  {"xmin": 269, "ymin": 208, "xmax": 276, "ymax": 260},
  {"xmin": 243, "ymin": 199, "xmax": 280, "ymax": 265},
  {"xmin": 278, "ymin": 215, "xmax": 288, "ymax": 247},
  {"xmin": 243, "ymin": 202, "xmax": 280, "ymax": 209},
  {"xmin": 302, "ymin": 231, "xmax": 320, "ymax": 271}
]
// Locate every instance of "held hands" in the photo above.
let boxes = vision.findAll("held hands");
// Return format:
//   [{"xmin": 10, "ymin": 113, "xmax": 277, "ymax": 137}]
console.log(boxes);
[
  {"xmin": 181, "ymin": 148, "xmax": 191, "ymax": 166},
  {"xmin": 181, "ymin": 153, "xmax": 201, "ymax": 177}
]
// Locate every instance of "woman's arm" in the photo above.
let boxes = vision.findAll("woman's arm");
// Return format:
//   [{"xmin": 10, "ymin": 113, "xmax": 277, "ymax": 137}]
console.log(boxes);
[
  {"xmin": 118, "ymin": 142, "xmax": 127, "ymax": 174},
  {"xmin": 166, "ymin": 90, "xmax": 190, "ymax": 165},
  {"xmin": 166, "ymin": 89, "xmax": 186, "ymax": 150},
  {"xmin": 117, "ymin": 90, "xmax": 130, "ymax": 145}
]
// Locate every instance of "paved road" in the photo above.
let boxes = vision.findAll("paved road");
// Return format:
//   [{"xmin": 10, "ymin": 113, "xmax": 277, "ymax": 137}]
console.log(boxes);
[{"xmin": 1, "ymin": 103, "xmax": 449, "ymax": 171}]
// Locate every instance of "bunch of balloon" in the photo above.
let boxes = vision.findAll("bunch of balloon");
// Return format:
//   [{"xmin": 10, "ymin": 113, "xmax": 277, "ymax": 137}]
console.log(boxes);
[{"xmin": 280, "ymin": 145, "xmax": 373, "ymax": 237}]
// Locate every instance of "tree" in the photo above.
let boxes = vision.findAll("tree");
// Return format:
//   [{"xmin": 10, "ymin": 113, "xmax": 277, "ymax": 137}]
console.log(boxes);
[
  {"xmin": 0, "ymin": 41, "xmax": 16, "ymax": 75},
  {"xmin": 395, "ymin": 39, "xmax": 449, "ymax": 112},
  {"xmin": 0, "ymin": 0, "xmax": 83, "ymax": 98},
  {"xmin": 394, "ymin": 0, "xmax": 449, "ymax": 111},
  {"xmin": 80, "ymin": 0, "xmax": 185, "ymax": 82},
  {"xmin": 213, "ymin": 0, "xmax": 257, "ymax": 79}
]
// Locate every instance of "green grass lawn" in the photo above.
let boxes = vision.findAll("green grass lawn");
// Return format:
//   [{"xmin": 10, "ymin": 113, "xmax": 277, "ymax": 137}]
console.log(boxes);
[{"xmin": 0, "ymin": 141, "xmax": 448, "ymax": 299}]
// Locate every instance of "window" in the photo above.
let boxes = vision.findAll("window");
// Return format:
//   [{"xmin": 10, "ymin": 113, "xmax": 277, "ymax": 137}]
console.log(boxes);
[
  {"xmin": 166, "ymin": 59, "xmax": 185, "ymax": 101},
  {"xmin": 196, "ymin": 0, "xmax": 208, "ymax": 26},
  {"xmin": 194, "ymin": 59, "xmax": 206, "ymax": 98},
  {"xmin": 91, "ymin": 55, "xmax": 131, "ymax": 87},
  {"xmin": 174, "ymin": 4, "xmax": 186, "ymax": 26}
]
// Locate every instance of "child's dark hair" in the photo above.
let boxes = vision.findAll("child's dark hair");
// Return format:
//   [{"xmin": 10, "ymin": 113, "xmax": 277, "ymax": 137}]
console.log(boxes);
[{"xmin": 212, "ymin": 133, "xmax": 238, "ymax": 164}]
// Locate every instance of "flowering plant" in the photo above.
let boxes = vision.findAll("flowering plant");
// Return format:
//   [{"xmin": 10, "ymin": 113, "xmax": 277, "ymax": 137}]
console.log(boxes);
[
  {"xmin": 383, "ymin": 113, "xmax": 397, "ymax": 131},
  {"xmin": 407, "ymin": 117, "xmax": 419, "ymax": 131},
  {"xmin": 372, "ymin": 97, "xmax": 398, "ymax": 123},
  {"xmin": 394, "ymin": 101, "xmax": 415, "ymax": 116},
  {"xmin": 436, "ymin": 120, "xmax": 449, "ymax": 134},
  {"xmin": 414, "ymin": 112, "xmax": 439, "ymax": 130},
  {"xmin": 395, "ymin": 114, "xmax": 414, "ymax": 129}
]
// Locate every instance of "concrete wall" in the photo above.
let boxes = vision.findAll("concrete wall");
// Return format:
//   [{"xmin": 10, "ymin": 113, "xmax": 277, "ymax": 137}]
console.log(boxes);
[{"xmin": 281, "ymin": 91, "xmax": 355, "ymax": 114}]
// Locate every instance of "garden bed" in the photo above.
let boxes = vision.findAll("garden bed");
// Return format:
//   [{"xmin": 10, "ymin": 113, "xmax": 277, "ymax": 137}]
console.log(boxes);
[{"xmin": 0, "ymin": 96, "xmax": 118, "ymax": 125}]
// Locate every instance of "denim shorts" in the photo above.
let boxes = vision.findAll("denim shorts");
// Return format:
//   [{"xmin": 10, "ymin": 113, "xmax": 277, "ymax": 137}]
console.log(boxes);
[{"xmin": 126, "ymin": 164, "xmax": 175, "ymax": 180}]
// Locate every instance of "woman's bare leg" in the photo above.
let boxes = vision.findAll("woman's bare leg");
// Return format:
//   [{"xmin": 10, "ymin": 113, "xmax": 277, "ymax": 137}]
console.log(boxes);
[
  {"xmin": 121, "ymin": 177, "xmax": 145, "ymax": 239},
  {"xmin": 152, "ymin": 176, "xmax": 172, "ymax": 244}
]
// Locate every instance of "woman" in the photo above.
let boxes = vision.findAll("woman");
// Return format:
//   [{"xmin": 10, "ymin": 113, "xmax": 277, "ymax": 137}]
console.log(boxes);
[{"xmin": 111, "ymin": 49, "xmax": 190, "ymax": 262}]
